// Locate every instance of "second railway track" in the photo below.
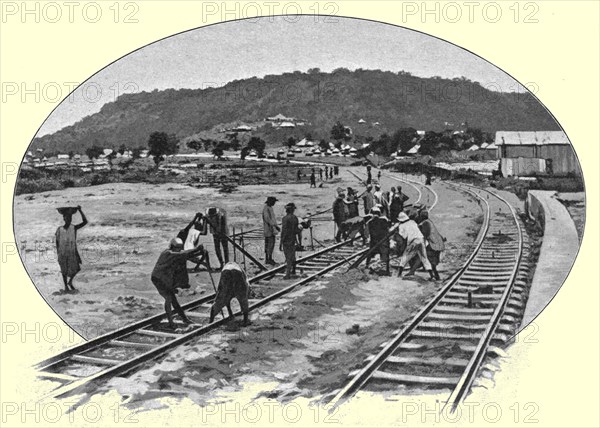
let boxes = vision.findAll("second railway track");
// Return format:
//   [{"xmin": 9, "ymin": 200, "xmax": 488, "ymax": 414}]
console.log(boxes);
[
  {"xmin": 331, "ymin": 182, "xmax": 532, "ymax": 411},
  {"xmin": 36, "ymin": 239, "xmax": 368, "ymax": 400}
]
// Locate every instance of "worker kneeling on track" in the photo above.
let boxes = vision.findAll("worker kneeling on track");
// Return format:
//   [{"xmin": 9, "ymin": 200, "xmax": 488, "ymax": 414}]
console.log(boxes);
[
  {"xmin": 151, "ymin": 237, "xmax": 206, "ymax": 330},
  {"xmin": 209, "ymin": 262, "xmax": 251, "ymax": 326}
]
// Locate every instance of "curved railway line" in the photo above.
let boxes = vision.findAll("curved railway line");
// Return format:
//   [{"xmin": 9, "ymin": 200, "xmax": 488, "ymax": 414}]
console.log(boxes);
[
  {"xmin": 36, "ymin": 239, "xmax": 369, "ymax": 400},
  {"xmin": 36, "ymin": 169, "xmax": 530, "ymax": 412},
  {"xmin": 36, "ymin": 168, "xmax": 435, "ymax": 401},
  {"xmin": 330, "ymin": 181, "xmax": 531, "ymax": 412}
]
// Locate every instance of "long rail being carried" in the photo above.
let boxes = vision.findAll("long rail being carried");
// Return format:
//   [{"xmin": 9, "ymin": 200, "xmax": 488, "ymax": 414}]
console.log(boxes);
[{"xmin": 36, "ymin": 240, "xmax": 367, "ymax": 400}]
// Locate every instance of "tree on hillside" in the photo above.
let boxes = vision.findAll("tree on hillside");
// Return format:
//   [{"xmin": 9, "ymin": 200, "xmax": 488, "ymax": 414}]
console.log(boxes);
[
  {"xmin": 187, "ymin": 139, "xmax": 203, "ymax": 153},
  {"xmin": 466, "ymin": 127, "xmax": 484, "ymax": 145},
  {"xmin": 227, "ymin": 133, "xmax": 241, "ymax": 151},
  {"xmin": 331, "ymin": 121, "xmax": 351, "ymax": 142},
  {"xmin": 371, "ymin": 133, "xmax": 394, "ymax": 156},
  {"xmin": 68, "ymin": 151, "xmax": 75, "ymax": 160},
  {"xmin": 148, "ymin": 132, "xmax": 179, "ymax": 167},
  {"xmin": 131, "ymin": 147, "xmax": 141, "ymax": 160},
  {"xmin": 286, "ymin": 137, "xmax": 296, "ymax": 149},
  {"xmin": 85, "ymin": 145, "xmax": 103, "ymax": 160},
  {"xmin": 318, "ymin": 139, "xmax": 329, "ymax": 151},
  {"xmin": 240, "ymin": 146, "xmax": 250, "ymax": 160},
  {"xmin": 212, "ymin": 143, "xmax": 225, "ymax": 160},
  {"xmin": 419, "ymin": 132, "xmax": 440, "ymax": 156},
  {"xmin": 355, "ymin": 146, "xmax": 371, "ymax": 160},
  {"xmin": 393, "ymin": 128, "xmax": 418, "ymax": 154},
  {"xmin": 118, "ymin": 144, "xmax": 127, "ymax": 155},
  {"xmin": 247, "ymin": 136, "xmax": 266, "ymax": 157}
]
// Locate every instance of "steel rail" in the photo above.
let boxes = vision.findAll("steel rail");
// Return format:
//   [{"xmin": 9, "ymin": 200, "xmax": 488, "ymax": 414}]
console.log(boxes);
[
  {"xmin": 384, "ymin": 172, "xmax": 438, "ymax": 211},
  {"xmin": 331, "ymin": 183, "xmax": 523, "ymax": 411},
  {"xmin": 36, "ymin": 239, "xmax": 366, "ymax": 400},
  {"xmin": 329, "ymin": 183, "xmax": 491, "ymax": 408},
  {"xmin": 443, "ymin": 184, "xmax": 523, "ymax": 413}
]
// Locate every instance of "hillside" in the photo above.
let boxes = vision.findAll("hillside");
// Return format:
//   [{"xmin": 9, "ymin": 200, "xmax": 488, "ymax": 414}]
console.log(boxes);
[{"xmin": 31, "ymin": 69, "xmax": 559, "ymax": 153}]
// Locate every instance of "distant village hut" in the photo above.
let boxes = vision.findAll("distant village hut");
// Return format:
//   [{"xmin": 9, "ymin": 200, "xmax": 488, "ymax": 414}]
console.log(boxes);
[{"xmin": 495, "ymin": 131, "xmax": 580, "ymax": 176}]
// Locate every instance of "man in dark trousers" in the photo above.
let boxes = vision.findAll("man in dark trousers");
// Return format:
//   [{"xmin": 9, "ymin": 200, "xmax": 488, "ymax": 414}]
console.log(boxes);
[
  {"xmin": 389, "ymin": 186, "xmax": 410, "ymax": 223},
  {"xmin": 310, "ymin": 169, "xmax": 316, "ymax": 188},
  {"xmin": 324, "ymin": 165, "xmax": 329, "ymax": 180},
  {"xmin": 366, "ymin": 165, "xmax": 372, "ymax": 185},
  {"xmin": 362, "ymin": 184, "xmax": 375, "ymax": 215},
  {"xmin": 395, "ymin": 212, "xmax": 435, "ymax": 280},
  {"xmin": 200, "ymin": 207, "xmax": 229, "ymax": 270},
  {"xmin": 319, "ymin": 168, "xmax": 323, "ymax": 180},
  {"xmin": 334, "ymin": 165, "xmax": 339, "ymax": 176},
  {"xmin": 344, "ymin": 188, "xmax": 359, "ymax": 218},
  {"xmin": 365, "ymin": 207, "xmax": 391, "ymax": 275},
  {"xmin": 280, "ymin": 202, "xmax": 301, "ymax": 279},
  {"xmin": 151, "ymin": 237, "xmax": 206, "ymax": 329},
  {"xmin": 297, "ymin": 168, "xmax": 302, "ymax": 181},
  {"xmin": 332, "ymin": 188, "xmax": 348, "ymax": 242},
  {"xmin": 262, "ymin": 196, "xmax": 280, "ymax": 265},
  {"xmin": 407, "ymin": 209, "xmax": 444, "ymax": 280}
]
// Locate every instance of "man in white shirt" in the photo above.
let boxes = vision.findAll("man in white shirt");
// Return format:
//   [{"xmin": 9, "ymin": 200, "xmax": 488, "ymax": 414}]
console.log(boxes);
[
  {"xmin": 177, "ymin": 213, "xmax": 210, "ymax": 271},
  {"xmin": 395, "ymin": 212, "xmax": 435, "ymax": 280},
  {"xmin": 262, "ymin": 196, "xmax": 280, "ymax": 265}
]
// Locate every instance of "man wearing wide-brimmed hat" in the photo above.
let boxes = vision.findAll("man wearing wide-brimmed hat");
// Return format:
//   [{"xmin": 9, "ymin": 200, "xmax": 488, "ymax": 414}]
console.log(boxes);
[
  {"xmin": 365, "ymin": 206, "xmax": 391, "ymax": 275},
  {"xmin": 55, "ymin": 205, "xmax": 88, "ymax": 292},
  {"xmin": 332, "ymin": 187, "xmax": 348, "ymax": 242},
  {"xmin": 262, "ymin": 196, "xmax": 280, "ymax": 265},
  {"xmin": 395, "ymin": 212, "xmax": 435, "ymax": 280},
  {"xmin": 280, "ymin": 202, "xmax": 300, "ymax": 279}
]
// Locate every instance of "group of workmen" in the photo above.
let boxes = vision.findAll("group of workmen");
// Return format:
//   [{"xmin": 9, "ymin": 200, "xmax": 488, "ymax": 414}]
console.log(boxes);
[
  {"xmin": 333, "ymin": 177, "xmax": 444, "ymax": 280},
  {"xmin": 55, "ymin": 165, "xmax": 443, "ymax": 330},
  {"xmin": 299, "ymin": 165, "xmax": 339, "ymax": 188}
]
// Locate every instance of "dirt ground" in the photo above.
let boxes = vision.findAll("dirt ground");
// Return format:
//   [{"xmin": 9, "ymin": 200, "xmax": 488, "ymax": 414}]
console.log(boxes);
[{"xmin": 15, "ymin": 167, "xmax": 483, "ymax": 408}]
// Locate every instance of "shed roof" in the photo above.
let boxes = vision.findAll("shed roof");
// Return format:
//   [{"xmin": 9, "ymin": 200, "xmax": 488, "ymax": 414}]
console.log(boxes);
[
  {"xmin": 407, "ymin": 144, "xmax": 420, "ymax": 154},
  {"xmin": 495, "ymin": 131, "xmax": 569, "ymax": 146}
]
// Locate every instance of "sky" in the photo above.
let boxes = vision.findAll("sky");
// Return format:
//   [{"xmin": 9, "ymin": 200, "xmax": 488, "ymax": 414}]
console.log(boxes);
[{"xmin": 38, "ymin": 16, "xmax": 525, "ymax": 136}]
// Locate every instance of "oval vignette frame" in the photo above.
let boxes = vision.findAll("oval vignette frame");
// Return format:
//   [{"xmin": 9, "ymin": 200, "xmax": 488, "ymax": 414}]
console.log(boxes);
[{"xmin": 12, "ymin": 14, "xmax": 586, "ymax": 340}]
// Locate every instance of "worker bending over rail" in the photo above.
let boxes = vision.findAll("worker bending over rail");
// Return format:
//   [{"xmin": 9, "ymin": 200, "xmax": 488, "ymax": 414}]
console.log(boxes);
[
  {"xmin": 209, "ymin": 261, "xmax": 250, "ymax": 326},
  {"xmin": 395, "ymin": 212, "xmax": 436, "ymax": 280},
  {"xmin": 151, "ymin": 237, "xmax": 206, "ymax": 329}
]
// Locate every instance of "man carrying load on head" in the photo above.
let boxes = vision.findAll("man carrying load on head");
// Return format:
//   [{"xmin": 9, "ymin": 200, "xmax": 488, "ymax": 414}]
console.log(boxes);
[{"xmin": 55, "ymin": 205, "xmax": 88, "ymax": 293}]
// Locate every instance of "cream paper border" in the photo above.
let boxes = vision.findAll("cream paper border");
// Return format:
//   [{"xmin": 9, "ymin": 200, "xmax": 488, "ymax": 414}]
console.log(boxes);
[{"xmin": 1, "ymin": 1, "xmax": 598, "ymax": 426}]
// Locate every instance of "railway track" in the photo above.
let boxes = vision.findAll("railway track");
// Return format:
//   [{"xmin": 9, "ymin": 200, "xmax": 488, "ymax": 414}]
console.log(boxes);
[
  {"xmin": 384, "ymin": 172, "xmax": 439, "ymax": 210},
  {"xmin": 330, "ymin": 183, "xmax": 531, "ymax": 412},
  {"xmin": 36, "ymin": 239, "xmax": 368, "ymax": 400},
  {"xmin": 347, "ymin": 169, "xmax": 438, "ymax": 212}
]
